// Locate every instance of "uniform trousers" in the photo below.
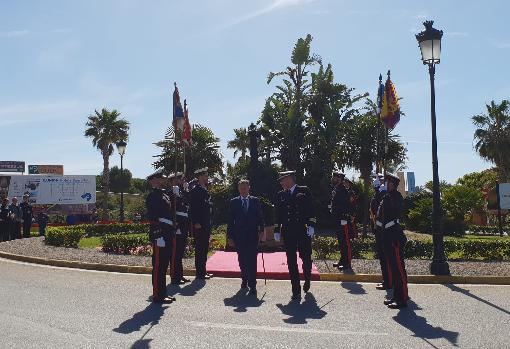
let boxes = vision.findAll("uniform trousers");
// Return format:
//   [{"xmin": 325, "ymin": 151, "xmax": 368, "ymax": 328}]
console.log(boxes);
[
  {"xmin": 171, "ymin": 231, "xmax": 188, "ymax": 283},
  {"xmin": 152, "ymin": 236, "xmax": 172, "ymax": 300},
  {"xmin": 383, "ymin": 228, "xmax": 409, "ymax": 304},
  {"xmin": 283, "ymin": 224, "xmax": 312, "ymax": 295},
  {"xmin": 194, "ymin": 226, "xmax": 211, "ymax": 278}
]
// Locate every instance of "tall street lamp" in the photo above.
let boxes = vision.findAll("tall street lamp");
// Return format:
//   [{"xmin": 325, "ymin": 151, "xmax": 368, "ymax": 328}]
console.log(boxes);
[
  {"xmin": 416, "ymin": 21, "xmax": 450, "ymax": 275},
  {"xmin": 116, "ymin": 140, "xmax": 127, "ymax": 222}
]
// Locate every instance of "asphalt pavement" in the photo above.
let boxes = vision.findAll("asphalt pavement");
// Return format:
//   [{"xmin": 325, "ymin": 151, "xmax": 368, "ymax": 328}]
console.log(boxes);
[{"xmin": 0, "ymin": 257, "xmax": 509, "ymax": 349}]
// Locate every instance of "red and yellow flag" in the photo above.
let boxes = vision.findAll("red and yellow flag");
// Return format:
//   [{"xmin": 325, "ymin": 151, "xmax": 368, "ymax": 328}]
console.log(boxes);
[{"xmin": 380, "ymin": 76, "xmax": 401, "ymax": 130}]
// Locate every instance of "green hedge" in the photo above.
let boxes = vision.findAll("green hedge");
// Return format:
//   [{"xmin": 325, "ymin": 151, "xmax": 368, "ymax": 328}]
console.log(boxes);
[
  {"xmin": 101, "ymin": 234, "xmax": 150, "ymax": 254},
  {"xmin": 468, "ymin": 225, "xmax": 509, "ymax": 236},
  {"xmin": 312, "ymin": 236, "xmax": 510, "ymax": 261},
  {"xmin": 45, "ymin": 226, "xmax": 85, "ymax": 248}
]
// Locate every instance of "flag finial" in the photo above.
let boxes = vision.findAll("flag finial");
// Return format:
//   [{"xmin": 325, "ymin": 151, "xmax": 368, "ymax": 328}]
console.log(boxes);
[
  {"xmin": 387, "ymin": 70, "xmax": 391, "ymax": 79},
  {"xmin": 379, "ymin": 73, "xmax": 382, "ymax": 83}
]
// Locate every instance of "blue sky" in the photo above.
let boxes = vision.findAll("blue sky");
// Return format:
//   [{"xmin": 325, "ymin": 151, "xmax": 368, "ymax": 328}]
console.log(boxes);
[{"xmin": 1, "ymin": 0, "xmax": 509, "ymax": 185}]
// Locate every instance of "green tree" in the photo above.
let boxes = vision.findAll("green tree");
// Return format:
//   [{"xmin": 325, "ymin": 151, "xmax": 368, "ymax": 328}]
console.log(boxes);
[
  {"xmin": 108, "ymin": 166, "xmax": 132, "ymax": 193},
  {"xmin": 265, "ymin": 34, "xmax": 321, "ymax": 176},
  {"xmin": 153, "ymin": 124, "xmax": 223, "ymax": 179},
  {"xmin": 227, "ymin": 127, "xmax": 250, "ymax": 160},
  {"xmin": 84, "ymin": 108, "xmax": 129, "ymax": 220},
  {"xmin": 457, "ymin": 168, "xmax": 498, "ymax": 192},
  {"xmin": 442, "ymin": 185, "xmax": 484, "ymax": 222},
  {"xmin": 129, "ymin": 178, "xmax": 149, "ymax": 194},
  {"xmin": 472, "ymin": 100, "xmax": 510, "ymax": 181}
]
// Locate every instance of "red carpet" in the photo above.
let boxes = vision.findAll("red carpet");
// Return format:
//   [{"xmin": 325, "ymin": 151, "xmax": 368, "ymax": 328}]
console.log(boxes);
[{"xmin": 206, "ymin": 251, "xmax": 320, "ymax": 281}]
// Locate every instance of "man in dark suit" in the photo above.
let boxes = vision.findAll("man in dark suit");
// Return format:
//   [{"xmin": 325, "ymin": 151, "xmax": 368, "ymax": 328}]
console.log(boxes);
[
  {"xmin": 227, "ymin": 179, "xmax": 265, "ymax": 296},
  {"xmin": 275, "ymin": 171, "xmax": 316, "ymax": 300}
]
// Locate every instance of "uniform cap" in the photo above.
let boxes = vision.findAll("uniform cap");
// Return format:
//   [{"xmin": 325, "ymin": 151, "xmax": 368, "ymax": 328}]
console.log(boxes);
[
  {"xmin": 167, "ymin": 173, "xmax": 176, "ymax": 179},
  {"xmin": 174, "ymin": 172, "xmax": 184, "ymax": 178},
  {"xmin": 385, "ymin": 172, "xmax": 400, "ymax": 185},
  {"xmin": 194, "ymin": 167, "xmax": 208, "ymax": 176},
  {"xmin": 344, "ymin": 178, "xmax": 353, "ymax": 184},
  {"xmin": 278, "ymin": 170, "xmax": 295, "ymax": 181},
  {"xmin": 379, "ymin": 184, "xmax": 387, "ymax": 192},
  {"xmin": 146, "ymin": 168, "xmax": 166, "ymax": 180},
  {"xmin": 332, "ymin": 171, "xmax": 345, "ymax": 178}
]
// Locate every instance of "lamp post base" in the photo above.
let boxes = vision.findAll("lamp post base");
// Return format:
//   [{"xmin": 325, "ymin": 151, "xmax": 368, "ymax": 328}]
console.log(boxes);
[{"xmin": 430, "ymin": 260, "xmax": 450, "ymax": 275}]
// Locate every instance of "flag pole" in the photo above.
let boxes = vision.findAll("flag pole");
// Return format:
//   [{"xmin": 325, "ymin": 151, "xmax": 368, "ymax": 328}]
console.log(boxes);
[
  {"xmin": 376, "ymin": 73, "xmax": 383, "ymax": 174},
  {"xmin": 183, "ymin": 99, "xmax": 187, "ymax": 177},
  {"xmin": 383, "ymin": 70, "xmax": 390, "ymax": 176}
]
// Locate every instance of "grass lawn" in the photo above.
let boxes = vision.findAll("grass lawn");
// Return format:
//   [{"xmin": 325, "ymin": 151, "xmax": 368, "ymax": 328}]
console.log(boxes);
[
  {"xmin": 79, "ymin": 237, "xmax": 103, "ymax": 249},
  {"xmin": 406, "ymin": 231, "xmax": 510, "ymax": 242}
]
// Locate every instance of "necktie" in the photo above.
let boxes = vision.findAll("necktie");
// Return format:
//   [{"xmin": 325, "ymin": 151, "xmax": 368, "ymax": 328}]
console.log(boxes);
[{"xmin": 242, "ymin": 198, "xmax": 248, "ymax": 213}]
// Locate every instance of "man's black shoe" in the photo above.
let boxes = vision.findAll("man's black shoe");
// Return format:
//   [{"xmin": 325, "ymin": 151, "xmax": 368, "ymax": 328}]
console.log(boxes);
[
  {"xmin": 339, "ymin": 265, "xmax": 352, "ymax": 271},
  {"xmin": 383, "ymin": 299, "xmax": 395, "ymax": 306},
  {"xmin": 241, "ymin": 281, "xmax": 248, "ymax": 289},
  {"xmin": 181, "ymin": 277, "xmax": 191, "ymax": 283},
  {"xmin": 206, "ymin": 273, "xmax": 214, "ymax": 278},
  {"xmin": 332, "ymin": 261, "xmax": 342, "ymax": 268},
  {"xmin": 303, "ymin": 280, "xmax": 311, "ymax": 293},
  {"xmin": 248, "ymin": 288, "xmax": 257, "ymax": 296},
  {"xmin": 153, "ymin": 296, "xmax": 174, "ymax": 304},
  {"xmin": 387, "ymin": 302, "xmax": 407, "ymax": 309},
  {"xmin": 376, "ymin": 283, "xmax": 390, "ymax": 290}
]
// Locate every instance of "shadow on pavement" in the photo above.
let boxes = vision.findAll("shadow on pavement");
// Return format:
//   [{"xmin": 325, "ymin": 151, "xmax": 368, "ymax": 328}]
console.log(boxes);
[
  {"xmin": 445, "ymin": 284, "xmax": 510, "ymax": 316},
  {"xmin": 113, "ymin": 302, "xmax": 168, "ymax": 334},
  {"xmin": 223, "ymin": 289, "xmax": 265, "ymax": 312},
  {"xmin": 276, "ymin": 292, "xmax": 328, "ymax": 324},
  {"xmin": 393, "ymin": 301, "xmax": 459, "ymax": 347},
  {"xmin": 167, "ymin": 279, "xmax": 206, "ymax": 297},
  {"xmin": 340, "ymin": 281, "xmax": 367, "ymax": 295}
]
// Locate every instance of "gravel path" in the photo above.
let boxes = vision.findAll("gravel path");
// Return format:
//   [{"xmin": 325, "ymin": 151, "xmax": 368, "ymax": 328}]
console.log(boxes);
[
  {"xmin": 0, "ymin": 237, "xmax": 195, "ymax": 269},
  {"xmin": 1, "ymin": 237, "xmax": 509, "ymax": 276}
]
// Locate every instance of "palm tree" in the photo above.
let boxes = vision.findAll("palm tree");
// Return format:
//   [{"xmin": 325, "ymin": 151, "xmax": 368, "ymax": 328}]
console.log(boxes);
[
  {"xmin": 153, "ymin": 124, "xmax": 223, "ymax": 179},
  {"xmin": 227, "ymin": 127, "xmax": 250, "ymax": 160},
  {"xmin": 84, "ymin": 108, "xmax": 130, "ymax": 220},
  {"xmin": 472, "ymin": 100, "xmax": 510, "ymax": 181}
]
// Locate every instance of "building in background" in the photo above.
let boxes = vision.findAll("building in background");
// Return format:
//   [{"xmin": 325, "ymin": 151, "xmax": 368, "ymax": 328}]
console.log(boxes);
[{"xmin": 406, "ymin": 172, "xmax": 416, "ymax": 194}]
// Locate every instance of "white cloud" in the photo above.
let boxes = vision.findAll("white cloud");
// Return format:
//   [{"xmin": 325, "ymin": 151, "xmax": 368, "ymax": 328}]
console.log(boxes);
[
  {"xmin": 225, "ymin": 0, "xmax": 317, "ymax": 28},
  {"xmin": 0, "ymin": 30, "xmax": 29, "ymax": 38}
]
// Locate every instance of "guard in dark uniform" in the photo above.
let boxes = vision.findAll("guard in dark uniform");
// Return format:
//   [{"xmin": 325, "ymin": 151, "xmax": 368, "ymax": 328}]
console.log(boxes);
[
  {"xmin": 330, "ymin": 172, "xmax": 353, "ymax": 271},
  {"xmin": 20, "ymin": 194, "xmax": 33, "ymax": 238},
  {"xmin": 376, "ymin": 173, "xmax": 408, "ymax": 309},
  {"xmin": 189, "ymin": 167, "xmax": 213, "ymax": 280},
  {"xmin": 146, "ymin": 169, "xmax": 175, "ymax": 304},
  {"xmin": 169, "ymin": 172, "xmax": 191, "ymax": 285},
  {"xmin": 0, "ymin": 198, "xmax": 11, "ymax": 242},
  {"xmin": 344, "ymin": 178, "xmax": 358, "ymax": 240},
  {"xmin": 371, "ymin": 176, "xmax": 392, "ymax": 291},
  {"xmin": 275, "ymin": 170, "xmax": 316, "ymax": 300}
]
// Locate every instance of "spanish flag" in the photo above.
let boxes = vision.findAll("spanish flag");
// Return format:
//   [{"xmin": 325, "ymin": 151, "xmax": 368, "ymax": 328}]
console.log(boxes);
[
  {"xmin": 380, "ymin": 75, "xmax": 401, "ymax": 130},
  {"xmin": 173, "ymin": 83, "xmax": 185, "ymax": 130}
]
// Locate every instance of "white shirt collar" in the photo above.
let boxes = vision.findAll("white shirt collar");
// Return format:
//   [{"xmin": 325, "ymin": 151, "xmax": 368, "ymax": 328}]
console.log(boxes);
[{"xmin": 289, "ymin": 184, "xmax": 297, "ymax": 194}]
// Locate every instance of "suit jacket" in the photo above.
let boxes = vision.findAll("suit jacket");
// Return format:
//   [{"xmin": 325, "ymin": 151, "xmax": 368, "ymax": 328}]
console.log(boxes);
[{"xmin": 227, "ymin": 196, "xmax": 264, "ymax": 246}]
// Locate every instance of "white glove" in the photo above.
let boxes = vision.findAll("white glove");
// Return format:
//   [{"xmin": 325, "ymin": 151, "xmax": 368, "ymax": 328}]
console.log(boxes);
[
  {"xmin": 176, "ymin": 229, "xmax": 182, "ymax": 235},
  {"xmin": 172, "ymin": 185, "xmax": 180, "ymax": 196},
  {"xmin": 156, "ymin": 237, "xmax": 166, "ymax": 247},
  {"xmin": 274, "ymin": 232, "xmax": 281, "ymax": 242},
  {"xmin": 307, "ymin": 226, "xmax": 315, "ymax": 237}
]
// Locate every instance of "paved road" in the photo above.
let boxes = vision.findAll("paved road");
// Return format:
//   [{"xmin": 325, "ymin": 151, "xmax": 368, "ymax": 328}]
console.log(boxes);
[{"xmin": 0, "ymin": 258, "xmax": 509, "ymax": 349}]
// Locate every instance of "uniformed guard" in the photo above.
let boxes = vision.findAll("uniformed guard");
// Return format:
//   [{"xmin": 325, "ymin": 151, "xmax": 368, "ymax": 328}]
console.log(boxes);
[
  {"xmin": 275, "ymin": 170, "xmax": 316, "ymax": 300},
  {"xmin": 189, "ymin": 167, "xmax": 213, "ymax": 280},
  {"xmin": 20, "ymin": 194, "xmax": 33, "ymax": 238},
  {"xmin": 344, "ymin": 178, "xmax": 358, "ymax": 239},
  {"xmin": 330, "ymin": 172, "xmax": 353, "ymax": 271},
  {"xmin": 376, "ymin": 173, "xmax": 409, "ymax": 309},
  {"xmin": 169, "ymin": 172, "xmax": 191, "ymax": 285},
  {"xmin": 146, "ymin": 169, "xmax": 176, "ymax": 304},
  {"xmin": 370, "ymin": 176, "xmax": 392, "ymax": 291}
]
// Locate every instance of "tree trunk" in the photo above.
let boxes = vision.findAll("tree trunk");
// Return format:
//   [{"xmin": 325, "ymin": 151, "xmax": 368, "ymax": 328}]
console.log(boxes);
[{"xmin": 101, "ymin": 148, "xmax": 110, "ymax": 221}]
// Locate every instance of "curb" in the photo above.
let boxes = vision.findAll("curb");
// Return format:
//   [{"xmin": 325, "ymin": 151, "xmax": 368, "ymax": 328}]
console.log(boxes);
[
  {"xmin": 319, "ymin": 273, "xmax": 510, "ymax": 285},
  {"xmin": 1, "ymin": 250, "xmax": 510, "ymax": 284}
]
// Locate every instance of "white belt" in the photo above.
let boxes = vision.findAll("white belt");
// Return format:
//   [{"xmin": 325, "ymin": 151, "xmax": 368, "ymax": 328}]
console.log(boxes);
[
  {"xmin": 340, "ymin": 220, "xmax": 348, "ymax": 225},
  {"xmin": 377, "ymin": 220, "xmax": 400, "ymax": 229},
  {"xmin": 158, "ymin": 218, "xmax": 174, "ymax": 225},
  {"xmin": 176, "ymin": 212, "xmax": 188, "ymax": 217}
]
